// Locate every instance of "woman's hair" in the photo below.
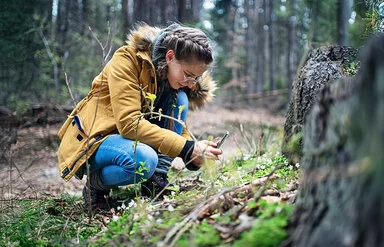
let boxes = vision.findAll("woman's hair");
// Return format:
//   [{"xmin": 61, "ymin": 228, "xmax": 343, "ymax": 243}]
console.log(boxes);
[{"xmin": 152, "ymin": 24, "xmax": 213, "ymax": 79}]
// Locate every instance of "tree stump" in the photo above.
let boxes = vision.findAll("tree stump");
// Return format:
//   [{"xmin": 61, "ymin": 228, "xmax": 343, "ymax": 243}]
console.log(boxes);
[
  {"xmin": 285, "ymin": 33, "xmax": 384, "ymax": 247},
  {"xmin": 282, "ymin": 46, "xmax": 358, "ymax": 164}
]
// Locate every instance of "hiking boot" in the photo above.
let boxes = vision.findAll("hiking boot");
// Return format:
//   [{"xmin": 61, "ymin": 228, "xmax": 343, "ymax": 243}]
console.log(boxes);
[
  {"xmin": 141, "ymin": 173, "xmax": 173, "ymax": 198},
  {"xmin": 82, "ymin": 185, "xmax": 117, "ymax": 212}
]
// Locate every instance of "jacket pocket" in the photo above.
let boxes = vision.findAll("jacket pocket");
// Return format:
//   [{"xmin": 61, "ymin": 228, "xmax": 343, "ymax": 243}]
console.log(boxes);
[{"xmin": 57, "ymin": 116, "xmax": 88, "ymax": 180}]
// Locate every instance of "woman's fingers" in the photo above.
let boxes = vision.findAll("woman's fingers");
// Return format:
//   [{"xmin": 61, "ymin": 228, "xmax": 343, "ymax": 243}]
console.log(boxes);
[
  {"xmin": 191, "ymin": 140, "xmax": 224, "ymax": 166},
  {"xmin": 202, "ymin": 146, "xmax": 222, "ymax": 160}
]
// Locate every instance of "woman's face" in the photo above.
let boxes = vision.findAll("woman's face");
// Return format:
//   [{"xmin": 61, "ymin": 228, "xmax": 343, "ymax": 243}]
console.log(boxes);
[{"xmin": 165, "ymin": 50, "xmax": 208, "ymax": 90}]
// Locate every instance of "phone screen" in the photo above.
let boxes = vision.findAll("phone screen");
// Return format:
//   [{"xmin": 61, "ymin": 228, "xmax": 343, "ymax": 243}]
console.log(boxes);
[{"xmin": 217, "ymin": 131, "xmax": 229, "ymax": 148}]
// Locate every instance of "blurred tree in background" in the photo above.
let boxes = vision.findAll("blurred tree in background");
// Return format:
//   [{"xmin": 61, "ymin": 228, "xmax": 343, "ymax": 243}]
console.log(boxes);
[{"xmin": 0, "ymin": 0, "xmax": 380, "ymax": 113}]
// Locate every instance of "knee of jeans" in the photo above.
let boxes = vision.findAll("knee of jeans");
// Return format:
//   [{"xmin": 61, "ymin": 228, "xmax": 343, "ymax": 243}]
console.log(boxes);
[{"xmin": 135, "ymin": 144, "xmax": 158, "ymax": 179}]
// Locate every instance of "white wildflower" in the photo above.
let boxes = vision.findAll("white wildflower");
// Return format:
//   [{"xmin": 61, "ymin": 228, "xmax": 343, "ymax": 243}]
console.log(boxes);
[
  {"xmin": 275, "ymin": 207, "xmax": 282, "ymax": 214},
  {"xmin": 168, "ymin": 205, "xmax": 175, "ymax": 212},
  {"xmin": 103, "ymin": 217, "xmax": 111, "ymax": 225},
  {"xmin": 295, "ymin": 163, "xmax": 300, "ymax": 168},
  {"xmin": 128, "ymin": 200, "xmax": 137, "ymax": 209},
  {"xmin": 289, "ymin": 165, "xmax": 293, "ymax": 170},
  {"xmin": 156, "ymin": 218, "xmax": 163, "ymax": 224}
]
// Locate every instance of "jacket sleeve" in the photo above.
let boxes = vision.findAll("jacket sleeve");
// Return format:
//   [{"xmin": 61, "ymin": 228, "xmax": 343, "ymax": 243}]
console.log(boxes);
[
  {"xmin": 108, "ymin": 47, "xmax": 187, "ymax": 158},
  {"xmin": 181, "ymin": 126, "xmax": 192, "ymax": 140}
]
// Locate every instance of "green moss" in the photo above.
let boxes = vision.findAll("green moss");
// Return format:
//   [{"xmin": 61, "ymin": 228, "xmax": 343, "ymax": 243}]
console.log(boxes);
[
  {"xmin": 233, "ymin": 201, "xmax": 294, "ymax": 247},
  {"xmin": 176, "ymin": 220, "xmax": 221, "ymax": 247}
]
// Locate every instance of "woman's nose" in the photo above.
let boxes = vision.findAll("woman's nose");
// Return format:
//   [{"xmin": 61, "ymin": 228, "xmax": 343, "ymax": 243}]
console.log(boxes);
[{"xmin": 180, "ymin": 79, "xmax": 195, "ymax": 88}]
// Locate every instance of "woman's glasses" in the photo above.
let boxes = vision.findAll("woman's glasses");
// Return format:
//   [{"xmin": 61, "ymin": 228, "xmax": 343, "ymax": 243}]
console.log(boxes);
[{"xmin": 181, "ymin": 72, "xmax": 202, "ymax": 85}]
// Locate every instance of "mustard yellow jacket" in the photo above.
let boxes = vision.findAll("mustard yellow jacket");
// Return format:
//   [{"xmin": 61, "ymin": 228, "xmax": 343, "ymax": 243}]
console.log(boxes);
[{"xmin": 57, "ymin": 25, "xmax": 217, "ymax": 181}]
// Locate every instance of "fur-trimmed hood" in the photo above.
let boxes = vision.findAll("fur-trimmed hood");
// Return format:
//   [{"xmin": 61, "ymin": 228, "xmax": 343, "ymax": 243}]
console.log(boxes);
[{"xmin": 125, "ymin": 24, "xmax": 217, "ymax": 110}]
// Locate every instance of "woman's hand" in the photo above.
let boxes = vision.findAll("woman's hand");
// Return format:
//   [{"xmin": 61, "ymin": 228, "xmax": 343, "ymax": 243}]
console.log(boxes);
[{"xmin": 191, "ymin": 140, "xmax": 223, "ymax": 167}]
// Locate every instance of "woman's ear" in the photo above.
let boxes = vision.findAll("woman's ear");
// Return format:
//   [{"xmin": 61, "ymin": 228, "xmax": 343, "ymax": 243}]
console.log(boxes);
[{"xmin": 165, "ymin": 50, "xmax": 175, "ymax": 63}]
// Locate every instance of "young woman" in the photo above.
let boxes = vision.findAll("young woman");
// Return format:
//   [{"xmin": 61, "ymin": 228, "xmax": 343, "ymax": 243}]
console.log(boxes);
[{"xmin": 57, "ymin": 23, "xmax": 221, "ymax": 211}]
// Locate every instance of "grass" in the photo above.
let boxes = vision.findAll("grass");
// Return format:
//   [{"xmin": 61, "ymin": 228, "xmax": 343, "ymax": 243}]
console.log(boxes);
[
  {"xmin": 0, "ymin": 195, "xmax": 101, "ymax": 246},
  {"xmin": 0, "ymin": 126, "xmax": 299, "ymax": 247}
]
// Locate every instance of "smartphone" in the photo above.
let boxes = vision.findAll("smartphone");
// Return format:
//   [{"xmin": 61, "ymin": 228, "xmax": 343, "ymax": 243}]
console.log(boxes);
[{"xmin": 216, "ymin": 131, "xmax": 229, "ymax": 148}]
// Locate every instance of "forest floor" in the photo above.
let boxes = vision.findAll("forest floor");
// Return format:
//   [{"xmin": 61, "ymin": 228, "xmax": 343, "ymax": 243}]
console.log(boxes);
[
  {"xmin": 0, "ymin": 104, "xmax": 286, "ymax": 200},
  {"xmin": 1, "ymin": 103, "xmax": 298, "ymax": 246}
]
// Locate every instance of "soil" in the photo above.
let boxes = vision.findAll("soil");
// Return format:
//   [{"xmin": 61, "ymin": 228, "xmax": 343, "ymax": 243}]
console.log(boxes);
[{"xmin": 0, "ymin": 105, "xmax": 285, "ymax": 200}]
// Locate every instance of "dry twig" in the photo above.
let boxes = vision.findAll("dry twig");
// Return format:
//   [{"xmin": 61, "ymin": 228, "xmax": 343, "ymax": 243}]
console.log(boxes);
[{"xmin": 161, "ymin": 174, "xmax": 281, "ymax": 247}]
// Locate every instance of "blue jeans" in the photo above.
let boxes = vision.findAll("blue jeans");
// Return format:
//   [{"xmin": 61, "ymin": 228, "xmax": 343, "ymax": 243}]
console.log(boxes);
[{"xmin": 89, "ymin": 90, "xmax": 188, "ymax": 187}]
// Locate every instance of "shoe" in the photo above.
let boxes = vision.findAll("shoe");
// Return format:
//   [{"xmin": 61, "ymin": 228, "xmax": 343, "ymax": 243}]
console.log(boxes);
[
  {"xmin": 82, "ymin": 185, "xmax": 117, "ymax": 212},
  {"xmin": 141, "ymin": 173, "xmax": 173, "ymax": 198}
]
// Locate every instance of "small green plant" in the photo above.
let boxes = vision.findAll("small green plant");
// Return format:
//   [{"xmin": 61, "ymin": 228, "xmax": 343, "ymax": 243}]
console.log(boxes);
[
  {"xmin": 135, "ymin": 161, "xmax": 149, "ymax": 177},
  {"xmin": 342, "ymin": 60, "xmax": 361, "ymax": 76},
  {"xmin": 233, "ymin": 200, "xmax": 294, "ymax": 247},
  {"xmin": 176, "ymin": 220, "xmax": 221, "ymax": 247}
]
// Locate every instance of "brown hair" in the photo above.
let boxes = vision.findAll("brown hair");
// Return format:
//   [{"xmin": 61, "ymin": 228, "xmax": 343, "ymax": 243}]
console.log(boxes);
[{"xmin": 152, "ymin": 24, "xmax": 213, "ymax": 79}]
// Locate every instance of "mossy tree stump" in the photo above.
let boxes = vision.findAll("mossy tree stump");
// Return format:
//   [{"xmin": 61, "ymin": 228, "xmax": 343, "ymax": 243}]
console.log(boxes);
[
  {"xmin": 282, "ymin": 46, "xmax": 358, "ymax": 165},
  {"xmin": 285, "ymin": 33, "xmax": 384, "ymax": 247}
]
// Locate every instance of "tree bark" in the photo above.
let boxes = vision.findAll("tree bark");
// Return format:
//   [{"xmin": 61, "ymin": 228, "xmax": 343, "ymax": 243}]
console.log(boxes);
[
  {"xmin": 256, "ymin": 0, "xmax": 265, "ymax": 94},
  {"xmin": 337, "ymin": 0, "xmax": 352, "ymax": 45},
  {"xmin": 246, "ymin": 0, "xmax": 257, "ymax": 97},
  {"xmin": 284, "ymin": 33, "xmax": 384, "ymax": 247},
  {"xmin": 267, "ymin": 0, "xmax": 276, "ymax": 91},
  {"xmin": 282, "ymin": 46, "xmax": 358, "ymax": 165},
  {"xmin": 287, "ymin": 0, "xmax": 298, "ymax": 93},
  {"xmin": 191, "ymin": 0, "xmax": 203, "ymax": 22},
  {"xmin": 178, "ymin": 0, "xmax": 188, "ymax": 23},
  {"xmin": 122, "ymin": 0, "xmax": 129, "ymax": 34}
]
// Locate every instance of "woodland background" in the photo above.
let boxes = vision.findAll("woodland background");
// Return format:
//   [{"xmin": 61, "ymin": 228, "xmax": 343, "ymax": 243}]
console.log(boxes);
[
  {"xmin": 1, "ymin": 0, "xmax": 382, "ymax": 114},
  {"xmin": 1, "ymin": 1, "xmax": 384, "ymax": 246}
]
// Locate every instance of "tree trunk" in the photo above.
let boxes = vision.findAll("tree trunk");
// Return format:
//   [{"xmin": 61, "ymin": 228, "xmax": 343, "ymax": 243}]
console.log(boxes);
[
  {"xmin": 337, "ymin": 0, "xmax": 352, "ymax": 45},
  {"xmin": 246, "ymin": 0, "xmax": 257, "ymax": 97},
  {"xmin": 228, "ymin": 3, "xmax": 241, "ymax": 106},
  {"xmin": 285, "ymin": 33, "xmax": 384, "ymax": 247},
  {"xmin": 267, "ymin": 0, "xmax": 276, "ymax": 91},
  {"xmin": 256, "ymin": 0, "xmax": 265, "ymax": 94},
  {"xmin": 178, "ymin": 0, "xmax": 187, "ymax": 23},
  {"xmin": 282, "ymin": 46, "xmax": 358, "ymax": 164},
  {"xmin": 59, "ymin": 0, "xmax": 71, "ymax": 46},
  {"xmin": 309, "ymin": 0, "xmax": 320, "ymax": 45},
  {"xmin": 122, "ymin": 0, "xmax": 129, "ymax": 34},
  {"xmin": 191, "ymin": 0, "xmax": 202, "ymax": 22},
  {"xmin": 287, "ymin": 0, "xmax": 298, "ymax": 93},
  {"xmin": 81, "ymin": 0, "xmax": 88, "ymax": 35}
]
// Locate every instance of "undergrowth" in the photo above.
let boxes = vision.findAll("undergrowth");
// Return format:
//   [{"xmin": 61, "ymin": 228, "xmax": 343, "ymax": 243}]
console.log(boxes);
[{"xmin": 0, "ymin": 126, "xmax": 299, "ymax": 247}]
